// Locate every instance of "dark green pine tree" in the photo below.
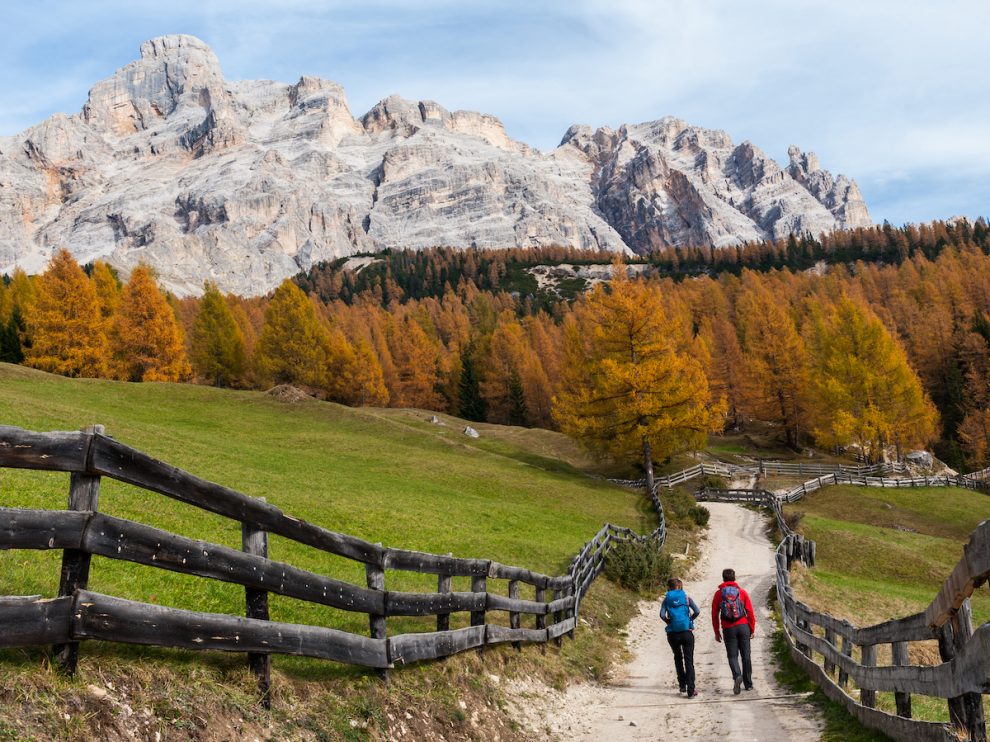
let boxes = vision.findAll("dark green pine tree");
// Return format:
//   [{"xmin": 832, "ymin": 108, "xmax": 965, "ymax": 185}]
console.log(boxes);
[
  {"xmin": 0, "ymin": 308, "xmax": 25, "ymax": 363},
  {"xmin": 507, "ymin": 372, "xmax": 527, "ymax": 427},
  {"xmin": 457, "ymin": 351, "xmax": 487, "ymax": 422}
]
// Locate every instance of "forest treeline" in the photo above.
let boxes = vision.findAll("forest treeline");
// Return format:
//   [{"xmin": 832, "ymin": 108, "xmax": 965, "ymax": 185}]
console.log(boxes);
[{"xmin": 1, "ymin": 218, "xmax": 988, "ymax": 472}]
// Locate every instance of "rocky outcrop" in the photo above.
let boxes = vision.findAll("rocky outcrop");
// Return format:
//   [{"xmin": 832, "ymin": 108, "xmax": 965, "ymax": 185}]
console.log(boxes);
[{"xmin": 0, "ymin": 36, "xmax": 871, "ymax": 296}]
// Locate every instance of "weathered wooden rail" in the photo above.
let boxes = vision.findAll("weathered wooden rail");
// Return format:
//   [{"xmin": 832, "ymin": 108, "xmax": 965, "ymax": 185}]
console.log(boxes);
[{"xmin": 0, "ymin": 425, "xmax": 664, "ymax": 699}]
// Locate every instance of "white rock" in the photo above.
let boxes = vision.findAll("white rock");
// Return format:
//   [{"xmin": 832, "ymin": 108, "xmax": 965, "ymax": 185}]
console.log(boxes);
[{"xmin": 463, "ymin": 426, "xmax": 480, "ymax": 438}]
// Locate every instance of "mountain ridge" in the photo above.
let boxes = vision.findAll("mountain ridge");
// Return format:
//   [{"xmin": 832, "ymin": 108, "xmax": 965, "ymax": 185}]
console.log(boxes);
[{"xmin": 0, "ymin": 34, "xmax": 870, "ymax": 296}]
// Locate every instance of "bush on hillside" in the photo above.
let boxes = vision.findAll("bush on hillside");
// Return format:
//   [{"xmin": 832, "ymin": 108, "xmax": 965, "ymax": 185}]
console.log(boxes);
[
  {"xmin": 689, "ymin": 504, "xmax": 710, "ymax": 527},
  {"xmin": 604, "ymin": 540, "xmax": 673, "ymax": 593}
]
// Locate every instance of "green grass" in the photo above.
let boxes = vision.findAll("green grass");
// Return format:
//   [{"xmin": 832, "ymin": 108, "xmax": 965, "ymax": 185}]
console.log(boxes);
[{"xmin": 0, "ymin": 363, "xmax": 646, "ymax": 640}]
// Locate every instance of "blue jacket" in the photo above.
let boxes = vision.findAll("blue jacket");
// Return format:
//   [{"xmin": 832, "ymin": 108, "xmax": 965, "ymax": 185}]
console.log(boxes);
[{"xmin": 660, "ymin": 589, "xmax": 700, "ymax": 633}]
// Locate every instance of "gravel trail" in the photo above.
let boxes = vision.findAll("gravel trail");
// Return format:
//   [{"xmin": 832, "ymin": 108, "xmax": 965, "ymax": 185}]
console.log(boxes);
[{"xmin": 508, "ymin": 502, "xmax": 824, "ymax": 741}]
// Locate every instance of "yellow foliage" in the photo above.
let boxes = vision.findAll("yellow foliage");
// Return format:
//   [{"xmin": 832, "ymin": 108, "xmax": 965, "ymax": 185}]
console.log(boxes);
[
  {"xmin": 24, "ymin": 250, "xmax": 109, "ymax": 378},
  {"xmin": 112, "ymin": 265, "xmax": 191, "ymax": 382}
]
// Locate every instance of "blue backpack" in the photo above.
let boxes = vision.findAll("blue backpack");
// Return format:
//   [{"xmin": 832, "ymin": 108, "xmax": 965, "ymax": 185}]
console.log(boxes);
[{"xmin": 663, "ymin": 589, "xmax": 693, "ymax": 632}]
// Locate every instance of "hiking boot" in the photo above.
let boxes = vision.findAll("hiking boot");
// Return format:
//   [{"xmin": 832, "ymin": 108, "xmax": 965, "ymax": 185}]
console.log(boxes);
[
  {"xmin": 744, "ymin": 684, "xmax": 754, "ymax": 691},
  {"xmin": 679, "ymin": 685, "xmax": 686, "ymax": 693},
  {"xmin": 687, "ymin": 690, "xmax": 698, "ymax": 698},
  {"xmin": 733, "ymin": 676, "xmax": 742, "ymax": 695}
]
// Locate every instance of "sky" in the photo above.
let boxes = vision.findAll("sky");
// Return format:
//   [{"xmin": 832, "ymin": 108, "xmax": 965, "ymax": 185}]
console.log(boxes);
[{"xmin": 1, "ymin": 0, "xmax": 987, "ymax": 227}]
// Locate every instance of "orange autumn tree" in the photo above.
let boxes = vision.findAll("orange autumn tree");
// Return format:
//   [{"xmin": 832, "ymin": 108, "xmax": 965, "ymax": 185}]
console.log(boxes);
[
  {"xmin": 806, "ymin": 295, "xmax": 938, "ymax": 462},
  {"xmin": 553, "ymin": 260, "xmax": 725, "ymax": 491},
  {"xmin": 112, "ymin": 265, "xmax": 191, "ymax": 382},
  {"xmin": 24, "ymin": 249, "xmax": 109, "ymax": 378},
  {"xmin": 254, "ymin": 280, "xmax": 329, "ymax": 389}
]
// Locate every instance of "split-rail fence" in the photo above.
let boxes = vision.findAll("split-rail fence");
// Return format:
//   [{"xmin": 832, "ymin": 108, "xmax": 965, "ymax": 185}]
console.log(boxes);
[
  {"xmin": 3, "ymin": 423, "xmax": 989, "ymax": 741},
  {"xmin": 0, "ymin": 424, "xmax": 663, "ymax": 705}
]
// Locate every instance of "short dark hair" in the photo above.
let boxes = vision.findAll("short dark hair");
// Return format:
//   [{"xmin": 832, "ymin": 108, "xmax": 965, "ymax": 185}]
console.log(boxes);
[
  {"xmin": 667, "ymin": 577, "xmax": 680, "ymax": 590},
  {"xmin": 722, "ymin": 568, "xmax": 736, "ymax": 582}
]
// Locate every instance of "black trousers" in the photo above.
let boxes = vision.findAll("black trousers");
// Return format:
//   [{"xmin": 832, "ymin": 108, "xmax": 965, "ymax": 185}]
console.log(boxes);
[
  {"xmin": 723, "ymin": 622, "xmax": 752, "ymax": 686},
  {"xmin": 666, "ymin": 630, "xmax": 695, "ymax": 692}
]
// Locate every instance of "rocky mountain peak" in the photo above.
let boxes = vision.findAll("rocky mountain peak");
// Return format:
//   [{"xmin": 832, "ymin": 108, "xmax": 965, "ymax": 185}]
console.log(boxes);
[{"xmin": 0, "ymin": 37, "xmax": 872, "ymax": 296}]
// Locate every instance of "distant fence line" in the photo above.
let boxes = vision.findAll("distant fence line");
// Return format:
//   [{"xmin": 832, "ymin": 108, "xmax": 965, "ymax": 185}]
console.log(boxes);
[{"xmin": 0, "ymin": 424, "xmax": 663, "ymax": 705}]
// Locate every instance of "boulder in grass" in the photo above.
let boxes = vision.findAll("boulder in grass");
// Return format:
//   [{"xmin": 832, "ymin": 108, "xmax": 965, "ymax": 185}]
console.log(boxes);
[
  {"xmin": 905, "ymin": 450, "xmax": 933, "ymax": 468},
  {"xmin": 463, "ymin": 426, "xmax": 480, "ymax": 439}
]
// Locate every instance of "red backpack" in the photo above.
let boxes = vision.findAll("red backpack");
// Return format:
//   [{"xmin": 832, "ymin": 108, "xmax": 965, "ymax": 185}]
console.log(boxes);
[{"xmin": 719, "ymin": 585, "xmax": 747, "ymax": 622}]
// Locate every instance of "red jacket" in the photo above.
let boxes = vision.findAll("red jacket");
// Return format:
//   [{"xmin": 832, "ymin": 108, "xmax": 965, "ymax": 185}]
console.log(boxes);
[{"xmin": 711, "ymin": 581, "xmax": 756, "ymax": 638}]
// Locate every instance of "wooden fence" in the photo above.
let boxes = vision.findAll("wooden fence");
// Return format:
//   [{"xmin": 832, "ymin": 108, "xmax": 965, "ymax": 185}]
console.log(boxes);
[
  {"xmin": 774, "ymin": 518, "xmax": 990, "ymax": 742},
  {"xmin": 0, "ymin": 424, "xmax": 664, "ymax": 702}
]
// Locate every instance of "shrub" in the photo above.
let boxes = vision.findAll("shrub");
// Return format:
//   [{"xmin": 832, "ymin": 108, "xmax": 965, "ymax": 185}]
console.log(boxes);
[
  {"xmin": 604, "ymin": 539, "xmax": 673, "ymax": 593},
  {"xmin": 783, "ymin": 510, "xmax": 805, "ymax": 531},
  {"xmin": 700, "ymin": 474, "xmax": 728, "ymax": 490},
  {"xmin": 688, "ymin": 505, "xmax": 710, "ymax": 527}
]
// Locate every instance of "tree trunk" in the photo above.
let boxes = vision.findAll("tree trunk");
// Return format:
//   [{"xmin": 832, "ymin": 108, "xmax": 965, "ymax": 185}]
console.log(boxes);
[{"xmin": 642, "ymin": 436, "xmax": 655, "ymax": 494}]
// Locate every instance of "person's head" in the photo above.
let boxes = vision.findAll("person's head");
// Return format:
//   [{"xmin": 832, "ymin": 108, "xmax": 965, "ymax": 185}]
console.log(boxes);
[
  {"xmin": 666, "ymin": 577, "xmax": 682, "ymax": 591},
  {"xmin": 722, "ymin": 568, "xmax": 736, "ymax": 582}
]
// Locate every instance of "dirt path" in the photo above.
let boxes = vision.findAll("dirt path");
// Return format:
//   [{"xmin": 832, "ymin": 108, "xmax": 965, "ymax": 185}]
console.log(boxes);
[{"xmin": 509, "ymin": 502, "xmax": 824, "ymax": 740}]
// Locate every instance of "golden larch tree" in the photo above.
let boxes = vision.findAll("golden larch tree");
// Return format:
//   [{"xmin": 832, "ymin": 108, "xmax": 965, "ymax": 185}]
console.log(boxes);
[
  {"xmin": 112, "ymin": 265, "xmax": 192, "ymax": 382},
  {"xmin": 736, "ymin": 279, "xmax": 810, "ymax": 449},
  {"xmin": 24, "ymin": 249, "xmax": 110, "ymax": 378},
  {"xmin": 553, "ymin": 260, "xmax": 725, "ymax": 491},
  {"xmin": 806, "ymin": 295, "xmax": 938, "ymax": 461},
  {"xmin": 254, "ymin": 280, "xmax": 329, "ymax": 389},
  {"xmin": 190, "ymin": 281, "xmax": 247, "ymax": 387}
]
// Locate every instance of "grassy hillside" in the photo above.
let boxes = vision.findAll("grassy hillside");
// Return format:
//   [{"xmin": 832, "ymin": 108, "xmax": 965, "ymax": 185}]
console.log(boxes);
[
  {"xmin": 783, "ymin": 483, "xmax": 990, "ymax": 724},
  {"xmin": 0, "ymin": 362, "xmax": 647, "ymax": 639}
]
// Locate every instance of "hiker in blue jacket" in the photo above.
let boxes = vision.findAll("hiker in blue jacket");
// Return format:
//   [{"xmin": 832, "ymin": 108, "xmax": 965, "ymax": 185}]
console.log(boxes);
[{"xmin": 660, "ymin": 577, "xmax": 700, "ymax": 697}]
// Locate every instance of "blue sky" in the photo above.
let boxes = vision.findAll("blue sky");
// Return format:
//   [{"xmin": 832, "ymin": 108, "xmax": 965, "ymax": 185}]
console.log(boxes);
[{"xmin": 1, "ymin": 0, "xmax": 987, "ymax": 226}]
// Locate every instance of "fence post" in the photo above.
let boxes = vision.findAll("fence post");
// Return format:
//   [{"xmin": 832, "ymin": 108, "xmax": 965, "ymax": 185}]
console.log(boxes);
[
  {"xmin": 437, "ymin": 553, "xmax": 452, "ymax": 632},
  {"xmin": 366, "ymin": 545, "xmax": 388, "ymax": 681},
  {"xmin": 242, "ymin": 510, "xmax": 271, "ymax": 708},
  {"xmin": 53, "ymin": 424, "xmax": 103, "ymax": 676},
  {"xmin": 838, "ymin": 634, "xmax": 851, "ymax": 688},
  {"xmin": 471, "ymin": 573, "xmax": 486, "ymax": 655},
  {"xmin": 860, "ymin": 644, "xmax": 877, "ymax": 708},
  {"xmin": 937, "ymin": 601, "xmax": 987, "ymax": 741},
  {"xmin": 535, "ymin": 584, "xmax": 547, "ymax": 648},
  {"xmin": 508, "ymin": 580, "xmax": 521, "ymax": 651},
  {"xmin": 892, "ymin": 641, "xmax": 911, "ymax": 718},
  {"xmin": 552, "ymin": 587, "xmax": 564, "ymax": 647},
  {"xmin": 823, "ymin": 627, "xmax": 836, "ymax": 677}
]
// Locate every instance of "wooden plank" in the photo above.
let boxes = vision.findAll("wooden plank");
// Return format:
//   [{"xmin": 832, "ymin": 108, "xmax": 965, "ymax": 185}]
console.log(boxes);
[
  {"xmin": 242, "ymin": 519, "xmax": 271, "ymax": 708},
  {"xmin": 0, "ymin": 508, "xmax": 87, "ymax": 550},
  {"xmin": 487, "ymin": 562, "xmax": 549, "ymax": 587},
  {"xmin": 81, "ymin": 513, "xmax": 386, "ymax": 614},
  {"xmin": 471, "ymin": 575, "xmax": 486, "ymax": 655},
  {"xmin": 485, "ymin": 624, "xmax": 547, "ymax": 645},
  {"xmin": 88, "ymin": 434, "xmax": 385, "ymax": 566},
  {"xmin": 388, "ymin": 626, "xmax": 486, "ymax": 665},
  {"xmin": 71, "ymin": 590, "xmax": 389, "ymax": 668},
  {"xmin": 55, "ymin": 435, "xmax": 102, "ymax": 677},
  {"xmin": 548, "ymin": 618, "xmax": 576, "ymax": 640},
  {"xmin": 487, "ymin": 593, "xmax": 550, "ymax": 615},
  {"xmin": 384, "ymin": 548, "xmax": 489, "ymax": 576},
  {"xmin": 387, "ymin": 590, "xmax": 482, "ymax": 616},
  {"xmin": 838, "ymin": 634, "xmax": 852, "ymax": 688},
  {"xmin": 0, "ymin": 596, "xmax": 73, "ymax": 646},
  {"xmin": 0, "ymin": 426, "xmax": 90, "ymax": 472}
]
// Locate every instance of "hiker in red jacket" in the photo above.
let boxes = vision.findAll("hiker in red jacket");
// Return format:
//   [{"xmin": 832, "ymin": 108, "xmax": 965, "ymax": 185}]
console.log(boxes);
[{"xmin": 711, "ymin": 568, "xmax": 756, "ymax": 694}]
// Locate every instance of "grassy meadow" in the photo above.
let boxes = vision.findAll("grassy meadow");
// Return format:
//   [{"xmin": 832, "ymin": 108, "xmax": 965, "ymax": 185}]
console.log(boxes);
[{"xmin": 0, "ymin": 362, "xmax": 648, "ymax": 639}]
